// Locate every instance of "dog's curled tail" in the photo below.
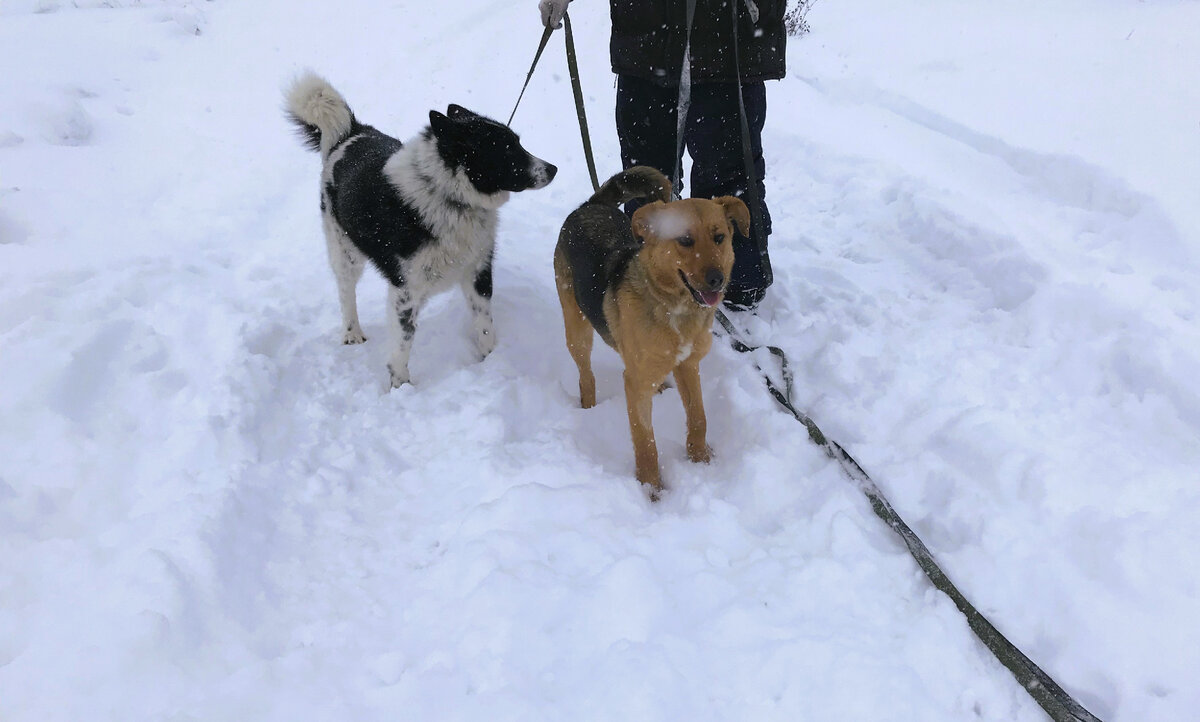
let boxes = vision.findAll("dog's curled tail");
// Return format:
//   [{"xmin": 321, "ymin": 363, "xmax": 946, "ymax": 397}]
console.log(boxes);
[
  {"xmin": 588, "ymin": 166, "xmax": 673, "ymax": 207},
  {"xmin": 284, "ymin": 71, "xmax": 355, "ymax": 155}
]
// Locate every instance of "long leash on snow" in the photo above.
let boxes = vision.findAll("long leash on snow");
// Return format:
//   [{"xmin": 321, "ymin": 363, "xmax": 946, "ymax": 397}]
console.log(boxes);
[
  {"xmin": 713, "ymin": 315, "xmax": 1104, "ymax": 722},
  {"xmin": 514, "ymin": 8, "xmax": 1102, "ymax": 722}
]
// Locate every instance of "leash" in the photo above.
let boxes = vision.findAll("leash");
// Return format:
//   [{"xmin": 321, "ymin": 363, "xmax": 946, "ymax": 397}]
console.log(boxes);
[
  {"xmin": 670, "ymin": 0, "xmax": 771, "ymax": 287},
  {"xmin": 713, "ymin": 312, "xmax": 1103, "ymax": 722},
  {"xmin": 507, "ymin": 24, "xmax": 553, "ymax": 126},
  {"xmin": 670, "ymin": 0, "xmax": 697, "ymax": 198},
  {"xmin": 726, "ymin": 0, "xmax": 773, "ymax": 287},
  {"xmin": 508, "ymin": 12, "xmax": 600, "ymax": 192},
  {"xmin": 516, "ymin": 9, "xmax": 1104, "ymax": 721},
  {"xmin": 563, "ymin": 12, "xmax": 600, "ymax": 191}
]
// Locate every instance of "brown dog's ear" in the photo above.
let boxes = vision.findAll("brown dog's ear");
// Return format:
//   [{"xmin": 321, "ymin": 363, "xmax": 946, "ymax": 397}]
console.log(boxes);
[
  {"xmin": 631, "ymin": 201, "xmax": 666, "ymax": 243},
  {"xmin": 714, "ymin": 196, "xmax": 751, "ymax": 236}
]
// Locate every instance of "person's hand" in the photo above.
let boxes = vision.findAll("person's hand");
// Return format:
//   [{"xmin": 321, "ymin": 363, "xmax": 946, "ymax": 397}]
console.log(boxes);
[{"xmin": 538, "ymin": 0, "xmax": 569, "ymax": 29}]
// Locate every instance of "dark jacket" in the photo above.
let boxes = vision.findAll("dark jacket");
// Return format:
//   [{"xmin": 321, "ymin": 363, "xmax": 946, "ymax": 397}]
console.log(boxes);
[{"xmin": 609, "ymin": 0, "xmax": 787, "ymax": 85}]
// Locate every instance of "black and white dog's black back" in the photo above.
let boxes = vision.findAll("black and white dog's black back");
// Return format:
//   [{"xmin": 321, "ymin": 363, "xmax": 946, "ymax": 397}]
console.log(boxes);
[{"xmin": 285, "ymin": 71, "xmax": 556, "ymax": 387}]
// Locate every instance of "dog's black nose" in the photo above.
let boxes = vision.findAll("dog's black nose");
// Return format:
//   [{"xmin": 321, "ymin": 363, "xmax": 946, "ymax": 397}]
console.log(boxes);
[
  {"xmin": 545, "ymin": 163, "xmax": 558, "ymax": 181},
  {"xmin": 705, "ymin": 268, "xmax": 725, "ymax": 291}
]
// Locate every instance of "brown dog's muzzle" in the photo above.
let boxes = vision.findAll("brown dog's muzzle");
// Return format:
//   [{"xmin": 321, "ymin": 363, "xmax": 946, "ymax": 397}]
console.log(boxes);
[{"xmin": 679, "ymin": 269, "xmax": 725, "ymax": 307}]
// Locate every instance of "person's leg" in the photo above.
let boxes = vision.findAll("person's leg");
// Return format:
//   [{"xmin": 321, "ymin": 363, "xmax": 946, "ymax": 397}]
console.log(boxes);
[
  {"xmin": 685, "ymin": 81, "xmax": 772, "ymax": 310},
  {"xmin": 615, "ymin": 74, "xmax": 683, "ymax": 214}
]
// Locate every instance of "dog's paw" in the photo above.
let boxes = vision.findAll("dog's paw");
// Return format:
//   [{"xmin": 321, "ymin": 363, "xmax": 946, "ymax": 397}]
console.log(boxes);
[
  {"xmin": 637, "ymin": 467, "xmax": 664, "ymax": 498},
  {"xmin": 473, "ymin": 328, "xmax": 497, "ymax": 360},
  {"xmin": 342, "ymin": 327, "xmax": 367, "ymax": 345},
  {"xmin": 687, "ymin": 442, "xmax": 713, "ymax": 464},
  {"xmin": 387, "ymin": 363, "xmax": 410, "ymax": 389},
  {"xmin": 641, "ymin": 479, "xmax": 665, "ymax": 503},
  {"xmin": 579, "ymin": 375, "xmax": 597, "ymax": 409}
]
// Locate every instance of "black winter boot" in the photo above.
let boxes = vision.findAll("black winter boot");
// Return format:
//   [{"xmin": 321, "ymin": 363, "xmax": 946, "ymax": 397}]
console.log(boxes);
[{"xmin": 723, "ymin": 228, "xmax": 772, "ymax": 311}]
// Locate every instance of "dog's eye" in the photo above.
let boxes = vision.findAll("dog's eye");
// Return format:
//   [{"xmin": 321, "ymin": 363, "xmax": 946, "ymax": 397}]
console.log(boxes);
[
  {"xmin": 713, "ymin": 233, "xmax": 725, "ymax": 245},
  {"xmin": 677, "ymin": 235, "xmax": 694, "ymax": 248}
]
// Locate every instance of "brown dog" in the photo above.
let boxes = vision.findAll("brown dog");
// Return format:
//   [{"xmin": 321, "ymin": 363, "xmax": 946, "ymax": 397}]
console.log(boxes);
[{"xmin": 554, "ymin": 166, "xmax": 750, "ymax": 495}]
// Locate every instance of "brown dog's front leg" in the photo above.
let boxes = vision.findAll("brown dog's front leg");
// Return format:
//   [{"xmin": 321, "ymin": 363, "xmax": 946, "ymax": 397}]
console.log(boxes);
[
  {"xmin": 674, "ymin": 359, "xmax": 711, "ymax": 464},
  {"xmin": 623, "ymin": 370, "xmax": 662, "ymax": 494}
]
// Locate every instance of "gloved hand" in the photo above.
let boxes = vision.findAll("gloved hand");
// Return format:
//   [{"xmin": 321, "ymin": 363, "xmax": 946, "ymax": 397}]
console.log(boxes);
[{"xmin": 538, "ymin": 0, "xmax": 569, "ymax": 29}]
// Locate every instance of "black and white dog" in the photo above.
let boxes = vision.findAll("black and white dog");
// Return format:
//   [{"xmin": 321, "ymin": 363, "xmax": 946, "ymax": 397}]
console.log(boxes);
[{"xmin": 284, "ymin": 72, "xmax": 556, "ymax": 387}]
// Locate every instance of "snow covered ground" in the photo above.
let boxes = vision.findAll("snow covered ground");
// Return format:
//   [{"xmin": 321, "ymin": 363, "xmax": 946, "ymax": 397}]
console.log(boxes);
[{"xmin": 2, "ymin": 1, "xmax": 1198, "ymax": 720}]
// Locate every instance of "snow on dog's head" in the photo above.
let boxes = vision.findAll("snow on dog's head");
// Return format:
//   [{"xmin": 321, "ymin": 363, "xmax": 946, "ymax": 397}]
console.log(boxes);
[{"xmin": 429, "ymin": 105, "xmax": 557, "ymax": 194}]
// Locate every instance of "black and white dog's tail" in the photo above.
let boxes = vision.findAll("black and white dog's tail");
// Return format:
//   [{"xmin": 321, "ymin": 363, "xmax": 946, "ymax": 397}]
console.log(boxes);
[
  {"xmin": 588, "ymin": 166, "xmax": 673, "ymax": 207},
  {"xmin": 284, "ymin": 71, "xmax": 355, "ymax": 156}
]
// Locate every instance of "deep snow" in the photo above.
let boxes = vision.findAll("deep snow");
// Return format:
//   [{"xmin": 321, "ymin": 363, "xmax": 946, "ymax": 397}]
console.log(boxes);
[{"xmin": 1, "ymin": 1, "xmax": 1198, "ymax": 720}]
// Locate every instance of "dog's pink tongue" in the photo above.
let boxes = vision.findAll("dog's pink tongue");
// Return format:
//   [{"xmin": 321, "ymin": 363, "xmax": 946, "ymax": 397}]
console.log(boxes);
[{"xmin": 699, "ymin": 290, "xmax": 721, "ymax": 306}]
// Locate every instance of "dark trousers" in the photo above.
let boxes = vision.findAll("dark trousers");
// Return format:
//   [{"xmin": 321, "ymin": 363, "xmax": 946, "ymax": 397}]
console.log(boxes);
[{"xmin": 615, "ymin": 74, "xmax": 772, "ymax": 305}]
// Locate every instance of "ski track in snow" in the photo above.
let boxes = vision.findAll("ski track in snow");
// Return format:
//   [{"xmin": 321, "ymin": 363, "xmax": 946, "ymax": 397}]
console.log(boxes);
[{"xmin": 2, "ymin": 1, "xmax": 1198, "ymax": 721}]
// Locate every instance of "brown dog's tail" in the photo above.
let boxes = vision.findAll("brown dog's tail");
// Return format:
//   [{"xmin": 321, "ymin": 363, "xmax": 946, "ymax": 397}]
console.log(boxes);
[{"xmin": 587, "ymin": 166, "xmax": 673, "ymax": 207}]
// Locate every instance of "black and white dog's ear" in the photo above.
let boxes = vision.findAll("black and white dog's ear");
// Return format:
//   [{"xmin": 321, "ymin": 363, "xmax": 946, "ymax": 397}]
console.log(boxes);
[
  {"xmin": 447, "ymin": 104, "xmax": 475, "ymax": 119},
  {"xmin": 429, "ymin": 109, "xmax": 453, "ymax": 135}
]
